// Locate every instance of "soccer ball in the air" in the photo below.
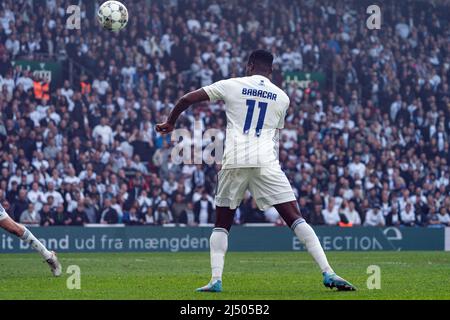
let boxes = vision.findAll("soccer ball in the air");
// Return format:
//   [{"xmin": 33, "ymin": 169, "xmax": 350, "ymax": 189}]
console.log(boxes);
[{"xmin": 97, "ymin": 1, "xmax": 128, "ymax": 32}]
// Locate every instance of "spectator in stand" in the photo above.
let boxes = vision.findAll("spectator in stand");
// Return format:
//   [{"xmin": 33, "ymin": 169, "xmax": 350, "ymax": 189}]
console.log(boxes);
[
  {"xmin": 0, "ymin": 0, "xmax": 448, "ymax": 227},
  {"xmin": 385, "ymin": 205, "xmax": 401, "ymax": 227},
  {"xmin": 100, "ymin": 199, "xmax": 119, "ymax": 224},
  {"xmin": 298, "ymin": 197, "xmax": 311, "ymax": 222},
  {"xmin": 143, "ymin": 206, "xmax": 156, "ymax": 225},
  {"xmin": 180, "ymin": 202, "xmax": 197, "ymax": 226},
  {"xmin": 342, "ymin": 201, "xmax": 361, "ymax": 226},
  {"xmin": 20, "ymin": 203, "xmax": 40, "ymax": 226},
  {"xmin": 309, "ymin": 204, "xmax": 326, "ymax": 225},
  {"xmin": 322, "ymin": 198, "xmax": 340, "ymax": 226},
  {"xmin": 44, "ymin": 182, "xmax": 64, "ymax": 208},
  {"xmin": 194, "ymin": 191, "xmax": 214, "ymax": 224},
  {"xmin": 27, "ymin": 182, "xmax": 45, "ymax": 212},
  {"xmin": 437, "ymin": 207, "xmax": 450, "ymax": 227},
  {"xmin": 364, "ymin": 207, "xmax": 386, "ymax": 227},
  {"xmin": 171, "ymin": 194, "xmax": 187, "ymax": 224},
  {"xmin": 72, "ymin": 202, "xmax": 89, "ymax": 226},
  {"xmin": 53, "ymin": 204, "xmax": 72, "ymax": 226},
  {"xmin": 40, "ymin": 203, "xmax": 55, "ymax": 227},
  {"xmin": 348, "ymin": 155, "xmax": 366, "ymax": 180},
  {"xmin": 12, "ymin": 189, "xmax": 29, "ymax": 222},
  {"xmin": 93, "ymin": 117, "xmax": 114, "ymax": 146},
  {"xmin": 123, "ymin": 206, "xmax": 143, "ymax": 226},
  {"xmin": 155, "ymin": 201, "xmax": 173, "ymax": 225},
  {"xmin": 400, "ymin": 203, "xmax": 417, "ymax": 227},
  {"xmin": 84, "ymin": 197, "xmax": 99, "ymax": 223}
]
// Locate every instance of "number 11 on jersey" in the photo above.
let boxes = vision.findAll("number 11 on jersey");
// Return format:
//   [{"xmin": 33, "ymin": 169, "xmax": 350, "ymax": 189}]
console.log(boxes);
[{"xmin": 243, "ymin": 99, "xmax": 268, "ymax": 137}]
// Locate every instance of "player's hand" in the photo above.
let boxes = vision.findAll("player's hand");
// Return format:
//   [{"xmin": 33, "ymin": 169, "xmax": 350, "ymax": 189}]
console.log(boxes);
[{"xmin": 155, "ymin": 122, "xmax": 174, "ymax": 134}]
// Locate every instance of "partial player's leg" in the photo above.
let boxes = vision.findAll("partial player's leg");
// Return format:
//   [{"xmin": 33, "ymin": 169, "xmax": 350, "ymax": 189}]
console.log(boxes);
[
  {"xmin": 274, "ymin": 201, "xmax": 334, "ymax": 274},
  {"xmin": 251, "ymin": 167, "xmax": 356, "ymax": 291},
  {"xmin": 211, "ymin": 205, "xmax": 235, "ymax": 282},
  {"xmin": 196, "ymin": 168, "xmax": 247, "ymax": 293},
  {"xmin": 0, "ymin": 205, "xmax": 62, "ymax": 277},
  {"xmin": 196, "ymin": 206, "xmax": 235, "ymax": 293},
  {"xmin": 274, "ymin": 201, "xmax": 355, "ymax": 291}
]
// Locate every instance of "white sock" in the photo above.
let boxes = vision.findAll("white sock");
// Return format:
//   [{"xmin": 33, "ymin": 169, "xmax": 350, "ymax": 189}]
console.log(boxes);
[
  {"xmin": 210, "ymin": 227, "xmax": 228, "ymax": 283},
  {"xmin": 20, "ymin": 228, "xmax": 53, "ymax": 260},
  {"xmin": 292, "ymin": 218, "xmax": 334, "ymax": 274}
]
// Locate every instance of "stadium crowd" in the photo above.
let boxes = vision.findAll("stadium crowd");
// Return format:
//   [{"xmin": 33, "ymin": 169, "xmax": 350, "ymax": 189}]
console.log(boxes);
[{"xmin": 0, "ymin": 0, "xmax": 449, "ymax": 228}]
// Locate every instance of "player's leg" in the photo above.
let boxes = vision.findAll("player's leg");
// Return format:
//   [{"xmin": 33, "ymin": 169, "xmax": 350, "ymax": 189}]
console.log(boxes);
[
  {"xmin": 273, "ymin": 201, "xmax": 333, "ymax": 273},
  {"xmin": 0, "ymin": 205, "xmax": 62, "ymax": 276},
  {"xmin": 196, "ymin": 206, "xmax": 235, "ymax": 292},
  {"xmin": 210, "ymin": 206, "xmax": 235, "ymax": 282},
  {"xmin": 251, "ymin": 167, "xmax": 355, "ymax": 291},
  {"xmin": 197, "ymin": 169, "xmax": 246, "ymax": 292},
  {"xmin": 274, "ymin": 201, "xmax": 355, "ymax": 290},
  {"xmin": 251, "ymin": 167, "xmax": 334, "ymax": 273}
]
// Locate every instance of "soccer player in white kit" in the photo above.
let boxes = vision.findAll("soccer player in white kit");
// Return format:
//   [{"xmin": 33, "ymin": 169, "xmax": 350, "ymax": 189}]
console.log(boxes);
[
  {"xmin": 156, "ymin": 50, "xmax": 355, "ymax": 292},
  {"xmin": 0, "ymin": 202, "xmax": 61, "ymax": 276}
]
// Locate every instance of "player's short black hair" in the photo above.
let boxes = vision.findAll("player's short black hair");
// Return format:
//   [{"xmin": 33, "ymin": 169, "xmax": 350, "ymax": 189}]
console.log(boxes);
[{"xmin": 247, "ymin": 49, "xmax": 273, "ymax": 69}]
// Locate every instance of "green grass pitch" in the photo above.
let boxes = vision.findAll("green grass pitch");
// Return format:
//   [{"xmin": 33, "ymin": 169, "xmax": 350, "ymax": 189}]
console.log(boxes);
[{"xmin": 0, "ymin": 251, "xmax": 449, "ymax": 300}]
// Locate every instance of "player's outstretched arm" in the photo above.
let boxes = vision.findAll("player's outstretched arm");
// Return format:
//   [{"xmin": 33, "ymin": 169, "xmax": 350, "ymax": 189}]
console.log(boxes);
[{"xmin": 155, "ymin": 88, "xmax": 210, "ymax": 135}]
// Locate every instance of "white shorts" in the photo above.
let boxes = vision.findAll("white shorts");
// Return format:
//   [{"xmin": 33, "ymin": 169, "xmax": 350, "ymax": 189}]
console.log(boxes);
[
  {"xmin": 215, "ymin": 166, "xmax": 296, "ymax": 210},
  {"xmin": 0, "ymin": 204, "xmax": 9, "ymax": 221}
]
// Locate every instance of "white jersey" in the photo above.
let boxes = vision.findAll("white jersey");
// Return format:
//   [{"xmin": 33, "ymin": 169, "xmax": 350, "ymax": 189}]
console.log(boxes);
[{"xmin": 203, "ymin": 75, "xmax": 289, "ymax": 169}]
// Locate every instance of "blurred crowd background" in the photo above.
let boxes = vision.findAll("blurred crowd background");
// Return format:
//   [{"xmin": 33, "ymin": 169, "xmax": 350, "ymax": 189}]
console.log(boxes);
[{"xmin": 0, "ymin": 0, "xmax": 449, "ymax": 228}]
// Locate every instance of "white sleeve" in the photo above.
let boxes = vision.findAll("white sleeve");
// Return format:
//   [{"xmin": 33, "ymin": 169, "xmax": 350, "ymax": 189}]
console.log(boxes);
[
  {"xmin": 202, "ymin": 79, "xmax": 228, "ymax": 102},
  {"xmin": 277, "ymin": 99, "xmax": 290, "ymax": 129}
]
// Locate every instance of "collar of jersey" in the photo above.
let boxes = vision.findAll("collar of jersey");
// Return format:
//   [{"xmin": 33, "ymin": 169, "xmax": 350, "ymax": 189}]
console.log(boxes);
[{"xmin": 251, "ymin": 74, "xmax": 271, "ymax": 81}]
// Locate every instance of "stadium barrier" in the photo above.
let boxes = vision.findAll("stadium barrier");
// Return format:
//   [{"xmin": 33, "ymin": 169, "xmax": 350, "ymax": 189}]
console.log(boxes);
[{"xmin": 0, "ymin": 226, "xmax": 448, "ymax": 253}]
